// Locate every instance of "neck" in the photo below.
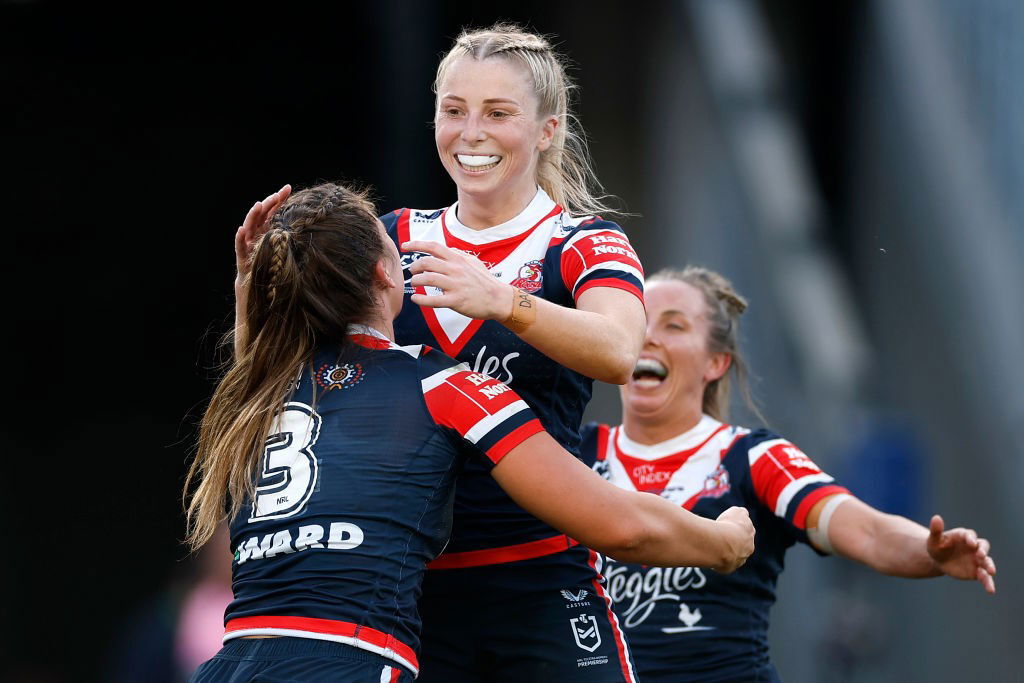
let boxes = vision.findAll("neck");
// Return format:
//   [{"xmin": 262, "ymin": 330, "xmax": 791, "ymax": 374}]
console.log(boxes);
[
  {"xmin": 621, "ymin": 404, "xmax": 704, "ymax": 445},
  {"xmin": 354, "ymin": 313, "xmax": 395, "ymax": 343},
  {"xmin": 455, "ymin": 181, "xmax": 538, "ymax": 230}
]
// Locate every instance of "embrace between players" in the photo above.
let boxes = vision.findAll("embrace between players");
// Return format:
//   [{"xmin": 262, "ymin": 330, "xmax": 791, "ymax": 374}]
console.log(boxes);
[{"xmin": 184, "ymin": 25, "xmax": 996, "ymax": 683}]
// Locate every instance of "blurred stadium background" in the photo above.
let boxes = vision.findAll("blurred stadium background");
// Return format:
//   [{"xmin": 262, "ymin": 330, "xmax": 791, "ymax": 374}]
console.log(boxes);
[{"xmin": 5, "ymin": 1, "xmax": 1020, "ymax": 680}]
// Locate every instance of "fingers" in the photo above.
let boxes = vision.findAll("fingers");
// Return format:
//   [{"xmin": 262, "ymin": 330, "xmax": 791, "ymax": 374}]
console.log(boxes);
[
  {"xmin": 408, "ymin": 255, "xmax": 453, "ymax": 276},
  {"xmin": 409, "ymin": 272, "xmax": 453, "ymax": 291},
  {"xmin": 978, "ymin": 566, "xmax": 996, "ymax": 595},
  {"xmin": 928, "ymin": 514, "xmax": 944, "ymax": 540},
  {"xmin": 403, "ymin": 240, "xmax": 455, "ymax": 259},
  {"xmin": 410, "ymin": 292, "xmax": 456, "ymax": 309}
]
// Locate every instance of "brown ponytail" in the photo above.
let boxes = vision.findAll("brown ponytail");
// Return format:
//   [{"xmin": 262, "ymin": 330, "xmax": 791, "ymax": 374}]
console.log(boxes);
[{"xmin": 184, "ymin": 183, "xmax": 383, "ymax": 551}]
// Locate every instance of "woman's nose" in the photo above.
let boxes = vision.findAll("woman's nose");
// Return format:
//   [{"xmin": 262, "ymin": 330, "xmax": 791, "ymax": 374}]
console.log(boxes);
[{"xmin": 461, "ymin": 114, "xmax": 486, "ymax": 143}]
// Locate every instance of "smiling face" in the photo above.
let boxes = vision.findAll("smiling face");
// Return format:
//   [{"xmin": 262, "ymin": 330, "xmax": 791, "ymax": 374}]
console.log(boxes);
[
  {"xmin": 623, "ymin": 280, "xmax": 731, "ymax": 433},
  {"xmin": 435, "ymin": 56, "xmax": 557, "ymax": 222}
]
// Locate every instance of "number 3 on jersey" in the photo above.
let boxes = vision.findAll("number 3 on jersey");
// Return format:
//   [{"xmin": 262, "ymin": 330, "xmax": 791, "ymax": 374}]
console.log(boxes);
[{"xmin": 249, "ymin": 402, "xmax": 322, "ymax": 522}]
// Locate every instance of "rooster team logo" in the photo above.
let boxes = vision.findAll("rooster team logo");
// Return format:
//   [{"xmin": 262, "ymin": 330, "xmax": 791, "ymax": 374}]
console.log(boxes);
[
  {"xmin": 511, "ymin": 259, "xmax": 544, "ymax": 293},
  {"xmin": 698, "ymin": 463, "xmax": 730, "ymax": 500},
  {"xmin": 570, "ymin": 613, "xmax": 602, "ymax": 652},
  {"xmin": 315, "ymin": 363, "xmax": 365, "ymax": 392}
]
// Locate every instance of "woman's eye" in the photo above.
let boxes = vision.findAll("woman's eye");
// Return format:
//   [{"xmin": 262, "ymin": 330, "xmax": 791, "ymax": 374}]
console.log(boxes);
[
  {"xmin": 667, "ymin": 323, "xmax": 685, "ymax": 331},
  {"xmin": 444, "ymin": 108, "xmax": 462, "ymax": 117},
  {"xmin": 489, "ymin": 110, "xmax": 509, "ymax": 119}
]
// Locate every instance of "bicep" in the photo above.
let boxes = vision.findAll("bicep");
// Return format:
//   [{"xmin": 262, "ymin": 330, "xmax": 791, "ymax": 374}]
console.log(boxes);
[
  {"xmin": 577, "ymin": 287, "xmax": 646, "ymax": 357},
  {"xmin": 809, "ymin": 494, "xmax": 879, "ymax": 560}
]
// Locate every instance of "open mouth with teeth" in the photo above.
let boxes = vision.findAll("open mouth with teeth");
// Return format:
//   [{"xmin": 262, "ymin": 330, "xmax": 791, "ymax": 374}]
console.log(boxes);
[
  {"xmin": 456, "ymin": 154, "xmax": 502, "ymax": 172},
  {"xmin": 631, "ymin": 358, "xmax": 668, "ymax": 389}
]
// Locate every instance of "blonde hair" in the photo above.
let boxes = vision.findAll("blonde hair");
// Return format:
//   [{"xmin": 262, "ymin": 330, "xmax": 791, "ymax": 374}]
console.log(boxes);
[
  {"xmin": 434, "ymin": 24, "xmax": 616, "ymax": 217},
  {"xmin": 649, "ymin": 266, "xmax": 763, "ymax": 423}
]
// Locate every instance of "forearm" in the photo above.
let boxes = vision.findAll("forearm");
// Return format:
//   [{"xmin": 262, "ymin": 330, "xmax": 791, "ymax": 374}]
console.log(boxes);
[
  {"xmin": 504, "ymin": 288, "xmax": 643, "ymax": 384},
  {"xmin": 605, "ymin": 491, "xmax": 738, "ymax": 569},
  {"xmin": 830, "ymin": 501, "xmax": 941, "ymax": 578},
  {"xmin": 233, "ymin": 276, "xmax": 247, "ymax": 358}
]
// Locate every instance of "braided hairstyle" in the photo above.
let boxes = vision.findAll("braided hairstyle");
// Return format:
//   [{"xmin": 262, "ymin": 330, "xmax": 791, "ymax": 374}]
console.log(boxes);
[
  {"xmin": 648, "ymin": 266, "xmax": 762, "ymax": 423},
  {"xmin": 434, "ymin": 23, "xmax": 615, "ymax": 218},
  {"xmin": 185, "ymin": 182, "xmax": 384, "ymax": 551}
]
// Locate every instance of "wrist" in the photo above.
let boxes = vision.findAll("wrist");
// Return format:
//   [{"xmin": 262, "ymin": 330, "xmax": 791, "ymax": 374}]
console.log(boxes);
[{"xmin": 500, "ymin": 286, "xmax": 537, "ymax": 333}]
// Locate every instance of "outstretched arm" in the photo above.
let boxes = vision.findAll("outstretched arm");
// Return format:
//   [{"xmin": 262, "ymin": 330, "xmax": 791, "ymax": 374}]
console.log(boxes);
[
  {"xmin": 808, "ymin": 495, "xmax": 996, "ymax": 594},
  {"xmin": 491, "ymin": 432, "xmax": 755, "ymax": 572},
  {"xmin": 404, "ymin": 240, "xmax": 645, "ymax": 384}
]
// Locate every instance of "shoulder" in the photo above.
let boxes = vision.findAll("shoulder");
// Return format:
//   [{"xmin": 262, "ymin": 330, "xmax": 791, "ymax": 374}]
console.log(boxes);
[{"xmin": 379, "ymin": 207, "xmax": 449, "ymax": 240}]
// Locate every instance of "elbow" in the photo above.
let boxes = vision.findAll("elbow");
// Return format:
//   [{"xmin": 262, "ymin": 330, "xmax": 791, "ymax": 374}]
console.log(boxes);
[
  {"xmin": 591, "ymin": 516, "xmax": 647, "ymax": 562},
  {"xmin": 601, "ymin": 348, "xmax": 638, "ymax": 385}
]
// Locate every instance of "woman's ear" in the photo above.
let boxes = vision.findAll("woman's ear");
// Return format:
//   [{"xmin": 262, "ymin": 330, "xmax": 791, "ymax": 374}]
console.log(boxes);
[
  {"xmin": 374, "ymin": 258, "xmax": 396, "ymax": 290},
  {"xmin": 537, "ymin": 114, "xmax": 558, "ymax": 152},
  {"xmin": 704, "ymin": 352, "xmax": 731, "ymax": 384}
]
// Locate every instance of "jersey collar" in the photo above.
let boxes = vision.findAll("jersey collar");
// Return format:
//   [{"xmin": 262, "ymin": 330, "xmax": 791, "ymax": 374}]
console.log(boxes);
[
  {"xmin": 616, "ymin": 415, "xmax": 725, "ymax": 461},
  {"xmin": 442, "ymin": 186, "xmax": 557, "ymax": 244},
  {"xmin": 346, "ymin": 324, "xmax": 397, "ymax": 350}
]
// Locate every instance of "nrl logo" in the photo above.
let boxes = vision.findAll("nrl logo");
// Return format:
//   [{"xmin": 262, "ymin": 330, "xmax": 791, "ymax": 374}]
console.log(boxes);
[
  {"xmin": 560, "ymin": 589, "xmax": 588, "ymax": 602},
  {"xmin": 570, "ymin": 613, "xmax": 601, "ymax": 652}
]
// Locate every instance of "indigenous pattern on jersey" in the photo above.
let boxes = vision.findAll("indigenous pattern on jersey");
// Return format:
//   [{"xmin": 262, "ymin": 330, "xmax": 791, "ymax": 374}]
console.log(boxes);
[
  {"xmin": 223, "ymin": 327, "xmax": 544, "ymax": 677},
  {"xmin": 382, "ymin": 187, "xmax": 644, "ymax": 565},
  {"xmin": 581, "ymin": 418, "xmax": 849, "ymax": 682}
]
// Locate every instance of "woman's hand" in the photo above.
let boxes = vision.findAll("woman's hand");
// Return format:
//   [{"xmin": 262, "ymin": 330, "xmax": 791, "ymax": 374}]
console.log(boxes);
[
  {"xmin": 713, "ymin": 506, "xmax": 756, "ymax": 574},
  {"xmin": 403, "ymin": 240, "xmax": 513, "ymax": 320},
  {"xmin": 235, "ymin": 184, "xmax": 291, "ymax": 279},
  {"xmin": 926, "ymin": 515, "xmax": 997, "ymax": 594}
]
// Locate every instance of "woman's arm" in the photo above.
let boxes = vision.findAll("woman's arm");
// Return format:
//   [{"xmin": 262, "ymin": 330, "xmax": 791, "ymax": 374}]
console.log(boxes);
[
  {"xmin": 232, "ymin": 185, "xmax": 292, "ymax": 355},
  {"xmin": 404, "ymin": 240, "xmax": 645, "ymax": 384},
  {"xmin": 490, "ymin": 432, "xmax": 755, "ymax": 571},
  {"xmin": 807, "ymin": 494, "xmax": 996, "ymax": 593}
]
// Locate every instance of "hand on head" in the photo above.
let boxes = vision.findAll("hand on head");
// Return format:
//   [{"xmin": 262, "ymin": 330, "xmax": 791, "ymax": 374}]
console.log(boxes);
[{"xmin": 235, "ymin": 184, "xmax": 292, "ymax": 278}]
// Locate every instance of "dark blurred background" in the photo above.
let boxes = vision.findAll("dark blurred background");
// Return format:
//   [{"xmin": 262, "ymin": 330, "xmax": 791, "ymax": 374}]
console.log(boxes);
[{"xmin": 5, "ymin": 1, "xmax": 1020, "ymax": 681}]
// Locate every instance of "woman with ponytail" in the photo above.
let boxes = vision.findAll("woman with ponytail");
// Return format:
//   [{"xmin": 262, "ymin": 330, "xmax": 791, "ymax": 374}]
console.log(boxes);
[
  {"xmin": 373, "ymin": 25, "xmax": 656, "ymax": 682},
  {"xmin": 581, "ymin": 266, "xmax": 997, "ymax": 682},
  {"xmin": 188, "ymin": 186, "xmax": 753, "ymax": 682}
]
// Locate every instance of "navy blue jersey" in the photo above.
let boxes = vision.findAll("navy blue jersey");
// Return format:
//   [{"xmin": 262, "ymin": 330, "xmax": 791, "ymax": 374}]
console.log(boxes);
[
  {"xmin": 382, "ymin": 187, "xmax": 644, "ymax": 566},
  {"xmin": 581, "ymin": 419, "xmax": 849, "ymax": 682},
  {"xmin": 222, "ymin": 327, "xmax": 543, "ymax": 676}
]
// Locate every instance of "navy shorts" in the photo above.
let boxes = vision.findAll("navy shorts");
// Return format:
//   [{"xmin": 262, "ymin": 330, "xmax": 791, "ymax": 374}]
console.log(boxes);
[
  {"xmin": 417, "ymin": 546, "xmax": 637, "ymax": 682},
  {"xmin": 190, "ymin": 637, "xmax": 414, "ymax": 682}
]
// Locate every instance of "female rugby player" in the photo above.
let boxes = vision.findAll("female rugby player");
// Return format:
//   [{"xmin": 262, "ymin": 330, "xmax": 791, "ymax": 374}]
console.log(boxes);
[
  {"xmin": 185, "ymin": 186, "xmax": 754, "ymax": 682},
  {"xmin": 582, "ymin": 266, "xmax": 997, "ymax": 682},
  {"xmin": 378, "ymin": 25, "xmax": 656, "ymax": 682}
]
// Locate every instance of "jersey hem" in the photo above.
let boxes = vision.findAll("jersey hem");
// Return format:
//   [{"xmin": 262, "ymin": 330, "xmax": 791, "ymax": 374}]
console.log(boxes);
[{"xmin": 223, "ymin": 616, "xmax": 418, "ymax": 676}]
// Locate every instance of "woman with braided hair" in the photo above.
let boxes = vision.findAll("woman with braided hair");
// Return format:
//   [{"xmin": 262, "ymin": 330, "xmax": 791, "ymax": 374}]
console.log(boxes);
[
  {"xmin": 188, "ymin": 184, "xmax": 754, "ymax": 681},
  {"xmin": 580, "ymin": 266, "xmax": 998, "ymax": 682}
]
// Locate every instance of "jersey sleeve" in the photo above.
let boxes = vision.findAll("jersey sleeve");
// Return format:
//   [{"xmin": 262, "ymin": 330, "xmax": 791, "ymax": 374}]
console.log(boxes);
[
  {"xmin": 558, "ymin": 220, "xmax": 645, "ymax": 304},
  {"xmin": 418, "ymin": 347, "xmax": 545, "ymax": 466},
  {"xmin": 746, "ymin": 432, "xmax": 850, "ymax": 532}
]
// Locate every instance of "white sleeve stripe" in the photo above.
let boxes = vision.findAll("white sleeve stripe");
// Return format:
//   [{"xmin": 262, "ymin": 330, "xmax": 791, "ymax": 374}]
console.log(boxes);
[
  {"xmin": 774, "ymin": 473, "xmax": 835, "ymax": 518},
  {"xmin": 420, "ymin": 362, "xmax": 472, "ymax": 393},
  {"xmin": 572, "ymin": 263, "xmax": 645, "ymax": 294},
  {"xmin": 747, "ymin": 438, "xmax": 791, "ymax": 466},
  {"xmin": 464, "ymin": 400, "xmax": 531, "ymax": 444}
]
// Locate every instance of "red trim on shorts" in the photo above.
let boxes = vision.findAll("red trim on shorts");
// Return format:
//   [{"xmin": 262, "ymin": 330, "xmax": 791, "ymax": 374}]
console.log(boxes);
[
  {"xmin": 427, "ymin": 534, "xmax": 578, "ymax": 569},
  {"xmin": 792, "ymin": 485, "xmax": 851, "ymax": 529},
  {"xmin": 586, "ymin": 550, "xmax": 637, "ymax": 683},
  {"xmin": 223, "ymin": 615, "xmax": 418, "ymax": 674}
]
